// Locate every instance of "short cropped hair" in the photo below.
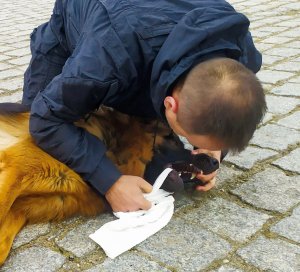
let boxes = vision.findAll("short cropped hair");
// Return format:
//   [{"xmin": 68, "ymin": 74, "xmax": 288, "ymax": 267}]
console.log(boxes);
[{"xmin": 175, "ymin": 58, "xmax": 267, "ymax": 152}]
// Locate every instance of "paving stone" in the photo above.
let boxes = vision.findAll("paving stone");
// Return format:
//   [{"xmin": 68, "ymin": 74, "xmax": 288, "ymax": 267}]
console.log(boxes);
[
  {"xmin": 258, "ymin": 26, "xmax": 288, "ymax": 33},
  {"xmin": 55, "ymin": 213, "xmax": 114, "ymax": 257},
  {"xmin": 249, "ymin": 21, "xmax": 266, "ymax": 29},
  {"xmin": 256, "ymin": 70, "xmax": 294, "ymax": 84},
  {"xmin": 8, "ymin": 55, "xmax": 31, "ymax": 66},
  {"xmin": 250, "ymin": 124, "xmax": 300, "ymax": 150},
  {"xmin": 12, "ymin": 223, "xmax": 50, "ymax": 249},
  {"xmin": 174, "ymin": 193, "xmax": 194, "ymax": 211},
  {"xmin": 4, "ymin": 48, "xmax": 30, "ymax": 57},
  {"xmin": 283, "ymin": 2, "xmax": 300, "ymax": 10},
  {"xmin": 0, "ymin": 78, "xmax": 23, "ymax": 91},
  {"xmin": 272, "ymin": 61, "xmax": 300, "ymax": 72},
  {"xmin": 288, "ymin": 40, "xmax": 300, "ymax": 48},
  {"xmin": 10, "ymin": 41, "xmax": 31, "ymax": 49},
  {"xmin": 276, "ymin": 21, "xmax": 300, "ymax": 28},
  {"xmin": 182, "ymin": 198, "xmax": 270, "ymax": 242},
  {"xmin": 272, "ymin": 148, "xmax": 300, "ymax": 174},
  {"xmin": 231, "ymin": 168, "xmax": 300, "ymax": 213},
  {"xmin": 251, "ymin": 31, "xmax": 271, "ymax": 39},
  {"xmin": 0, "ymin": 68, "xmax": 24, "ymax": 80},
  {"xmin": 262, "ymin": 112, "xmax": 273, "ymax": 124},
  {"xmin": 2, "ymin": 36, "xmax": 29, "ymax": 45},
  {"xmin": 0, "ymin": 55, "xmax": 11, "ymax": 61},
  {"xmin": 215, "ymin": 165, "xmax": 243, "ymax": 188},
  {"xmin": 137, "ymin": 218, "xmax": 231, "ymax": 271},
  {"xmin": 18, "ymin": 65, "xmax": 28, "ymax": 73},
  {"xmin": 265, "ymin": 95, "xmax": 299, "ymax": 115},
  {"xmin": 1, "ymin": 246, "xmax": 65, "ymax": 272},
  {"xmin": 271, "ymin": 205, "xmax": 300, "ymax": 243},
  {"xmin": 261, "ymin": 54, "xmax": 283, "ymax": 65},
  {"xmin": 262, "ymin": 36, "xmax": 292, "ymax": 44},
  {"xmin": 266, "ymin": 47, "xmax": 299, "ymax": 58},
  {"xmin": 290, "ymin": 76, "xmax": 300, "ymax": 84},
  {"xmin": 214, "ymin": 265, "xmax": 245, "ymax": 272},
  {"xmin": 262, "ymin": 83, "xmax": 274, "ymax": 91},
  {"xmin": 85, "ymin": 252, "xmax": 171, "ymax": 272},
  {"xmin": 0, "ymin": 91, "xmax": 23, "ymax": 103},
  {"xmin": 255, "ymin": 42, "xmax": 275, "ymax": 52},
  {"xmin": 237, "ymin": 237, "xmax": 300, "ymax": 272},
  {"xmin": 0, "ymin": 45, "xmax": 14, "ymax": 53},
  {"xmin": 277, "ymin": 111, "xmax": 300, "ymax": 130},
  {"xmin": 224, "ymin": 146, "xmax": 277, "ymax": 169},
  {"xmin": 0, "ymin": 62, "xmax": 13, "ymax": 71},
  {"xmin": 271, "ymin": 83, "xmax": 300, "ymax": 97},
  {"xmin": 278, "ymin": 28, "xmax": 300, "ymax": 38}
]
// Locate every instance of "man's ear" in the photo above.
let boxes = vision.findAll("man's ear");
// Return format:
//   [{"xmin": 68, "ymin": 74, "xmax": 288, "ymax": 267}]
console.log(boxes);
[{"xmin": 164, "ymin": 96, "xmax": 178, "ymax": 113}]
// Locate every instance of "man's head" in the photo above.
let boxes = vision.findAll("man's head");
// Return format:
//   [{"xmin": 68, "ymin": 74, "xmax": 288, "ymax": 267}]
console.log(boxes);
[{"xmin": 164, "ymin": 57, "xmax": 266, "ymax": 152}]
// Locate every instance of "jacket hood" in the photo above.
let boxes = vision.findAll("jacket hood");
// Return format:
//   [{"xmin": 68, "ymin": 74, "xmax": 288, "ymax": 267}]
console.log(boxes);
[{"xmin": 150, "ymin": 5, "xmax": 262, "ymax": 118}]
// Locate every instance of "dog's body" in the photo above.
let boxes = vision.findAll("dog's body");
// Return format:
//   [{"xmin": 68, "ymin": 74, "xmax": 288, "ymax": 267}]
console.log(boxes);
[{"xmin": 0, "ymin": 103, "xmax": 170, "ymax": 264}]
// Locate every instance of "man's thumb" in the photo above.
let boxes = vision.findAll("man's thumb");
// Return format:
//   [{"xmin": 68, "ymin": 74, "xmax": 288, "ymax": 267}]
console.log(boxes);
[{"xmin": 139, "ymin": 179, "xmax": 153, "ymax": 194}]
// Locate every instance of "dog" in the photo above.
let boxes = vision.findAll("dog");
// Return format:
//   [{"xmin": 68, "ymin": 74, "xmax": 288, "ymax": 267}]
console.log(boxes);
[{"xmin": 0, "ymin": 102, "xmax": 219, "ymax": 264}]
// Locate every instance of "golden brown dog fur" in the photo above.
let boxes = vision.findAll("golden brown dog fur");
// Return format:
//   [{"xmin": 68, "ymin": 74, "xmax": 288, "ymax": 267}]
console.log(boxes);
[{"xmin": 0, "ymin": 105, "xmax": 168, "ymax": 265}]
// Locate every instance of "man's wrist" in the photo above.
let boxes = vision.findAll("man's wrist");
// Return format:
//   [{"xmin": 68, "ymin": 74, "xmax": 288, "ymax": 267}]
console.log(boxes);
[{"xmin": 87, "ymin": 155, "xmax": 122, "ymax": 195}]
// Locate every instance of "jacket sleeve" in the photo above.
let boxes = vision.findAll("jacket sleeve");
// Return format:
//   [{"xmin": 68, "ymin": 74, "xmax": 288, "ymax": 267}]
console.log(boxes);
[{"xmin": 29, "ymin": 32, "xmax": 124, "ymax": 195}]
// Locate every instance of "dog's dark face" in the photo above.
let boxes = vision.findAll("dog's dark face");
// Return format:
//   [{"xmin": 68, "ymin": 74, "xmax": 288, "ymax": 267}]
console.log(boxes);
[{"xmin": 144, "ymin": 133, "xmax": 219, "ymax": 192}]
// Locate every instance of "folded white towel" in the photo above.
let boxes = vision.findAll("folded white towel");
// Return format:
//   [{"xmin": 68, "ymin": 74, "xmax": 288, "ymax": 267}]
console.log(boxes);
[{"xmin": 89, "ymin": 168, "xmax": 175, "ymax": 259}]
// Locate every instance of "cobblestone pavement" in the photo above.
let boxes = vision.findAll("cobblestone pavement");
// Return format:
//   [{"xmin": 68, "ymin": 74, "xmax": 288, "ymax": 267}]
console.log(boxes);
[{"xmin": 0, "ymin": 0, "xmax": 299, "ymax": 271}]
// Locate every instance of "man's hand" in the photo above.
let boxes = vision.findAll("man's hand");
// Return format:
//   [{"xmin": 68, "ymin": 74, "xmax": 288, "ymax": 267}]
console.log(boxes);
[
  {"xmin": 105, "ymin": 175, "xmax": 153, "ymax": 212},
  {"xmin": 191, "ymin": 149, "xmax": 221, "ymax": 192}
]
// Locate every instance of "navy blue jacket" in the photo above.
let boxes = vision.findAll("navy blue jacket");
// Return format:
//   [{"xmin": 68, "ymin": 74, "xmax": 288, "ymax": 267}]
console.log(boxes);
[{"xmin": 23, "ymin": 0, "xmax": 262, "ymax": 195}]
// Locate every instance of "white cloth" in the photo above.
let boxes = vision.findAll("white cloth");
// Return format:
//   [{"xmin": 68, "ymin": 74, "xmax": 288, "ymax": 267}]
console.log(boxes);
[{"xmin": 89, "ymin": 168, "xmax": 175, "ymax": 259}]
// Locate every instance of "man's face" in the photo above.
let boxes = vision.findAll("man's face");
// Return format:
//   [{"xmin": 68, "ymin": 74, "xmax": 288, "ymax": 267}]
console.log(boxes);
[
  {"xmin": 165, "ymin": 107, "xmax": 226, "ymax": 150},
  {"xmin": 183, "ymin": 133, "xmax": 226, "ymax": 151},
  {"xmin": 164, "ymin": 93, "xmax": 227, "ymax": 151}
]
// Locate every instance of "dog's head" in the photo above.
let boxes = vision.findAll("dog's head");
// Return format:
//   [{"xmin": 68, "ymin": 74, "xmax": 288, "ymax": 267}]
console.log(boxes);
[{"xmin": 144, "ymin": 133, "xmax": 219, "ymax": 192}]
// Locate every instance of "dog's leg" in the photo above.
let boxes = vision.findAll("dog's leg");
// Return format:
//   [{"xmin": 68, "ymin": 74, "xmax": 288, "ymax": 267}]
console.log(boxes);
[
  {"xmin": 0, "ymin": 208, "xmax": 26, "ymax": 265},
  {"xmin": 0, "ymin": 190, "xmax": 105, "ymax": 265},
  {"xmin": 13, "ymin": 192, "xmax": 106, "ymax": 224},
  {"xmin": 0, "ymin": 164, "xmax": 22, "ymax": 225}
]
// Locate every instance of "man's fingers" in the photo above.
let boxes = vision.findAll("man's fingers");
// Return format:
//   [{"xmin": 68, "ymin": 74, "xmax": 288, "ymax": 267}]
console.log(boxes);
[
  {"xmin": 139, "ymin": 179, "xmax": 153, "ymax": 193},
  {"xmin": 111, "ymin": 196, "xmax": 152, "ymax": 212},
  {"xmin": 139, "ymin": 197, "xmax": 152, "ymax": 210},
  {"xmin": 196, "ymin": 178, "xmax": 216, "ymax": 192},
  {"xmin": 137, "ymin": 179, "xmax": 153, "ymax": 210},
  {"xmin": 105, "ymin": 176, "xmax": 154, "ymax": 212},
  {"xmin": 196, "ymin": 171, "xmax": 217, "ymax": 182},
  {"xmin": 192, "ymin": 148, "xmax": 206, "ymax": 155}
]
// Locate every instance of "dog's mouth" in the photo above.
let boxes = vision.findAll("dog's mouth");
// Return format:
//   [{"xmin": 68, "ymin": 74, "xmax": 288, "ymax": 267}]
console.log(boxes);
[
  {"xmin": 167, "ymin": 153, "xmax": 220, "ymax": 182},
  {"xmin": 166, "ymin": 162, "xmax": 200, "ymax": 181},
  {"xmin": 144, "ymin": 150, "xmax": 220, "ymax": 193},
  {"xmin": 161, "ymin": 153, "xmax": 220, "ymax": 192}
]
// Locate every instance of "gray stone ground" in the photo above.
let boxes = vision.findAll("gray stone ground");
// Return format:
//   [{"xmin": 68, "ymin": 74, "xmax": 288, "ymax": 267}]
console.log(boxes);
[{"xmin": 0, "ymin": 0, "xmax": 299, "ymax": 271}]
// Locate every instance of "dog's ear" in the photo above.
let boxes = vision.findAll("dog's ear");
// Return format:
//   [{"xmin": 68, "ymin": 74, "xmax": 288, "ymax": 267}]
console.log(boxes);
[{"xmin": 0, "ymin": 103, "xmax": 30, "ymax": 115}]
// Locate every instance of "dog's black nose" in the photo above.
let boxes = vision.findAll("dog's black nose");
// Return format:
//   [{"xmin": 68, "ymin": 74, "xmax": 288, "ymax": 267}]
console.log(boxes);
[
  {"xmin": 211, "ymin": 157, "xmax": 219, "ymax": 166},
  {"xmin": 192, "ymin": 153, "xmax": 220, "ymax": 175}
]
